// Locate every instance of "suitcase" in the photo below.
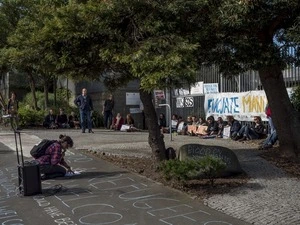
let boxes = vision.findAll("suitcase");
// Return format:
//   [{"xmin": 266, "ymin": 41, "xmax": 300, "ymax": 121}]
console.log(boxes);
[{"xmin": 14, "ymin": 131, "xmax": 42, "ymax": 196}]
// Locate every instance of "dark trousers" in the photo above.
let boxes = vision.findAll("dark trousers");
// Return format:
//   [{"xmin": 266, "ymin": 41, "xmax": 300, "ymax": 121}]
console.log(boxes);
[
  {"xmin": 104, "ymin": 111, "xmax": 113, "ymax": 129},
  {"xmin": 39, "ymin": 164, "xmax": 67, "ymax": 178},
  {"xmin": 80, "ymin": 110, "xmax": 92, "ymax": 131}
]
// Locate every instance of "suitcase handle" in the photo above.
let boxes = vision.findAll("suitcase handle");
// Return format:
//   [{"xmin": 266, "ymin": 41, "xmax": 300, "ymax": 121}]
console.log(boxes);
[{"xmin": 14, "ymin": 131, "xmax": 24, "ymax": 166}]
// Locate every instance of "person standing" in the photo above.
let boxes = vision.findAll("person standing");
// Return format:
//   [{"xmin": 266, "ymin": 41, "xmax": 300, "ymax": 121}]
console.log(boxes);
[
  {"xmin": 74, "ymin": 88, "xmax": 94, "ymax": 133},
  {"xmin": 7, "ymin": 92, "xmax": 19, "ymax": 130},
  {"xmin": 102, "ymin": 94, "xmax": 114, "ymax": 129},
  {"xmin": 265, "ymin": 103, "xmax": 275, "ymax": 135}
]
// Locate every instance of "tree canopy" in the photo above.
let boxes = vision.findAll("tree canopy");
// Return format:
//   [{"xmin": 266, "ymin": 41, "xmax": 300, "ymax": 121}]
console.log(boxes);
[{"xmin": 1, "ymin": 0, "xmax": 300, "ymax": 158}]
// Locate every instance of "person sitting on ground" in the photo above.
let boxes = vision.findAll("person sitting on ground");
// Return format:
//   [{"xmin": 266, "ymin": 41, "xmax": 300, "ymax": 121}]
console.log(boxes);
[
  {"xmin": 68, "ymin": 111, "xmax": 80, "ymax": 129},
  {"xmin": 43, "ymin": 109, "xmax": 58, "ymax": 129},
  {"xmin": 35, "ymin": 134, "xmax": 74, "ymax": 179},
  {"xmin": 199, "ymin": 116, "xmax": 219, "ymax": 138},
  {"xmin": 198, "ymin": 116, "xmax": 208, "ymax": 126},
  {"xmin": 56, "ymin": 108, "xmax": 69, "ymax": 128},
  {"xmin": 158, "ymin": 113, "xmax": 167, "ymax": 130},
  {"xmin": 191, "ymin": 115, "xmax": 199, "ymax": 125},
  {"xmin": 226, "ymin": 115, "xmax": 241, "ymax": 139},
  {"xmin": 162, "ymin": 114, "xmax": 178, "ymax": 133},
  {"xmin": 234, "ymin": 116, "xmax": 265, "ymax": 141},
  {"xmin": 125, "ymin": 113, "xmax": 140, "ymax": 132},
  {"xmin": 187, "ymin": 115, "xmax": 199, "ymax": 135},
  {"xmin": 111, "ymin": 113, "xmax": 125, "ymax": 131},
  {"xmin": 176, "ymin": 116, "xmax": 187, "ymax": 135},
  {"xmin": 258, "ymin": 130, "xmax": 278, "ymax": 150},
  {"xmin": 216, "ymin": 117, "xmax": 228, "ymax": 138}
]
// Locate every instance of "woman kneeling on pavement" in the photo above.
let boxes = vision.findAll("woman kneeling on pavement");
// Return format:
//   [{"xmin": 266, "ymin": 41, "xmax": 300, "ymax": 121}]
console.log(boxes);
[{"xmin": 36, "ymin": 134, "xmax": 74, "ymax": 179}]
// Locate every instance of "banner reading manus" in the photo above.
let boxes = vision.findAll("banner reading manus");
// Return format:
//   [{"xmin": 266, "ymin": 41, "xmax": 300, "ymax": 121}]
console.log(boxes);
[{"xmin": 204, "ymin": 90, "xmax": 268, "ymax": 121}]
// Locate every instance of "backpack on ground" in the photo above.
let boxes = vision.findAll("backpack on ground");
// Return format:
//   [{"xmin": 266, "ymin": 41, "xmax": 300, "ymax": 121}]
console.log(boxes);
[{"xmin": 30, "ymin": 139, "xmax": 57, "ymax": 159}]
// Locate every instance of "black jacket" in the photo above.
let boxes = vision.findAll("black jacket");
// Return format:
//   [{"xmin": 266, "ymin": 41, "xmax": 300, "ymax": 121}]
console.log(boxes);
[{"xmin": 74, "ymin": 95, "xmax": 93, "ymax": 111}]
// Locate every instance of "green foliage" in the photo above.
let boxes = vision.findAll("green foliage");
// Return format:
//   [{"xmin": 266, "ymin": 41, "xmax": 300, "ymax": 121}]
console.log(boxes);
[
  {"xmin": 291, "ymin": 86, "xmax": 300, "ymax": 111},
  {"xmin": 91, "ymin": 110, "xmax": 104, "ymax": 128},
  {"xmin": 160, "ymin": 159, "xmax": 199, "ymax": 182},
  {"xmin": 21, "ymin": 90, "xmax": 75, "ymax": 112},
  {"xmin": 160, "ymin": 155, "xmax": 226, "ymax": 186},
  {"xmin": 22, "ymin": 91, "xmax": 44, "ymax": 110},
  {"xmin": 18, "ymin": 105, "xmax": 45, "ymax": 127},
  {"xmin": 198, "ymin": 155, "xmax": 227, "ymax": 186}
]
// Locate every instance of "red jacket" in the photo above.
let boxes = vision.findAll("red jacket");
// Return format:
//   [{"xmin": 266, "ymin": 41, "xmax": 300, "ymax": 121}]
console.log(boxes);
[
  {"xmin": 265, "ymin": 106, "xmax": 271, "ymax": 117},
  {"xmin": 113, "ymin": 117, "xmax": 124, "ymax": 130}
]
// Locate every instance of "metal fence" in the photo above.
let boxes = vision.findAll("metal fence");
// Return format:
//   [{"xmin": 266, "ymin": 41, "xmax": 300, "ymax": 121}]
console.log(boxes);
[{"xmin": 169, "ymin": 65, "xmax": 300, "ymax": 122}]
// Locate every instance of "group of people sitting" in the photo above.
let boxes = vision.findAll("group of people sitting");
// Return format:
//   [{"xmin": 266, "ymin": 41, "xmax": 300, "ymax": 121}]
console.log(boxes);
[
  {"xmin": 159, "ymin": 113, "xmax": 272, "ymax": 143},
  {"xmin": 43, "ymin": 108, "xmax": 80, "ymax": 129},
  {"xmin": 159, "ymin": 113, "xmax": 229, "ymax": 138},
  {"xmin": 110, "ymin": 113, "xmax": 140, "ymax": 132},
  {"xmin": 43, "ymin": 108, "xmax": 141, "ymax": 132}
]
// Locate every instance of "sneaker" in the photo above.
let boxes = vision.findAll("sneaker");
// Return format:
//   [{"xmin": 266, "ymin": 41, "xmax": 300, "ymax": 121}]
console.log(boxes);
[
  {"xmin": 88, "ymin": 129, "xmax": 94, "ymax": 133},
  {"xmin": 82, "ymin": 130, "xmax": 86, "ymax": 133},
  {"xmin": 263, "ymin": 144, "xmax": 273, "ymax": 150},
  {"xmin": 238, "ymin": 136, "xmax": 247, "ymax": 142},
  {"xmin": 233, "ymin": 135, "xmax": 241, "ymax": 141}
]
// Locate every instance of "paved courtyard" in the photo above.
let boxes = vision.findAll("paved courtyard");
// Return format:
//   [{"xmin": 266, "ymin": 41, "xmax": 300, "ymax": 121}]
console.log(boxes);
[{"xmin": 0, "ymin": 128, "xmax": 299, "ymax": 224}]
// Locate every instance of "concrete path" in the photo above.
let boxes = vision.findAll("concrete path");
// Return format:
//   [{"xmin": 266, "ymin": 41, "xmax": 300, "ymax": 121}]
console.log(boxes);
[
  {"xmin": 1, "ymin": 128, "xmax": 300, "ymax": 224},
  {"xmin": 0, "ymin": 129, "xmax": 250, "ymax": 225}
]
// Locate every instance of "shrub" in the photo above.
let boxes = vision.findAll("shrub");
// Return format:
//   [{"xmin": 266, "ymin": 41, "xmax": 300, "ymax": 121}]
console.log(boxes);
[
  {"xmin": 22, "ymin": 89, "xmax": 73, "ymax": 111},
  {"xmin": 160, "ymin": 155, "xmax": 226, "ymax": 186},
  {"xmin": 198, "ymin": 155, "xmax": 227, "ymax": 186},
  {"xmin": 160, "ymin": 159, "xmax": 198, "ymax": 182},
  {"xmin": 291, "ymin": 86, "xmax": 300, "ymax": 111},
  {"xmin": 92, "ymin": 110, "xmax": 104, "ymax": 128},
  {"xmin": 18, "ymin": 105, "xmax": 45, "ymax": 127}
]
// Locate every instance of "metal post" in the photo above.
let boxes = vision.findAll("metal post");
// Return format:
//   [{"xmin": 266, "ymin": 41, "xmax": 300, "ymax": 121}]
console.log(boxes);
[{"xmin": 159, "ymin": 104, "xmax": 173, "ymax": 141}]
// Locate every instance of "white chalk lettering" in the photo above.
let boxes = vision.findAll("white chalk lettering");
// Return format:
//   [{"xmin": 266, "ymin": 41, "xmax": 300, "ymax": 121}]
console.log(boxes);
[
  {"xmin": 54, "ymin": 217, "xmax": 77, "ymax": 225},
  {"xmin": 1, "ymin": 218, "xmax": 24, "ymax": 225},
  {"xmin": 32, "ymin": 196, "xmax": 50, "ymax": 207},
  {"xmin": 160, "ymin": 210, "xmax": 211, "ymax": 225},
  {"xmin": 133, "ymin": 198, "xmax": 180, "ymax": 209},
  {"xmin": 44, "ymin": 206, "xmax": 65, "ymax": 218},
  {"xmin": 0, "ymin": 206, "xmax": 17, "ymax": 220}
]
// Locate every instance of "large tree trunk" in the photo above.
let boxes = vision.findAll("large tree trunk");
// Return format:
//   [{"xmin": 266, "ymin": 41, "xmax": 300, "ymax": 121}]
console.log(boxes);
[
  {"xmin": 27, "ymin": 73, "xmax": 38, "ymax": 110},
  {"xmin": 44, "ymin": 81, "xmax": 49, "ymax": 110},
  {"xmin": 53, "ymin": 76, "xmax": 57, "ymax": 107},
  {"xmin": 139, "ymin": 89, "xmax": 166, "ymax": 161},
  {"xmin": 259, "ymin": 65, "xmax": 300, "ymax": 158}
]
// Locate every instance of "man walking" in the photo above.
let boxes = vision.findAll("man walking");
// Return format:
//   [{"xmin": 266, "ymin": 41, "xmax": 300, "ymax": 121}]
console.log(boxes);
[
  {"xmin": 102, "ymin": 94, "xmax": 114, "ymax": 129},
  {"xmin": 74, "ymin": 88, "xmax": 94, "ymax": 133}
]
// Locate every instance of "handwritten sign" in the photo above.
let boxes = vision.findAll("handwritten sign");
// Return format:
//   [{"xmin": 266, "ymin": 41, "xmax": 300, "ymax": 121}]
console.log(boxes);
[
  {"xmin": 190, "ymin": 81, "xmax": 204, "ymax": 95},
  {"xmin": 203, "ymin": 83, "xmax": 219, "ymax": 94},
  {"xmin": 205, "ymin": 88, "xmax": 294, "ymax": 121},
  {"xmin": 205, "ymin": 90, "xmax": 266, "ymax": 121}
]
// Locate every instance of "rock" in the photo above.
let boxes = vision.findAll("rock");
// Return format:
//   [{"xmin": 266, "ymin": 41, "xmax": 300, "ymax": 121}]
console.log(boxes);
[{"xmin": 178, "ymin": 144, "xmax": 243, "ymax": 176}]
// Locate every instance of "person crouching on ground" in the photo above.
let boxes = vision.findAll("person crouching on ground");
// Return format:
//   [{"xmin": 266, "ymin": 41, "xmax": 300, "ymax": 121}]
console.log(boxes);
[{"xmin": 36, "ymin": 134, "xmax": 74, "ymax": 179}]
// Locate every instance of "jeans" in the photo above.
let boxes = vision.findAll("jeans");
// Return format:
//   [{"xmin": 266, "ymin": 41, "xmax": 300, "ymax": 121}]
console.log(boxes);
[
  {"xmin": 267, "ymin": 117, "xmax": 275, "ymax": 135},
  {"xmin": 104, "ymin": 110, "xmax": 113, "ymax": 129},
  {"xmin": 263, "ymin": 130, "xmax": 278, "ymax": 147},
  {"xmin": 238, "ymin": 125, "xmax": 259, "ymax": 139},
  {"xmin": 80, "ymin": 110, "xmax": 92, "ymax": 131},
  {"xmin": 245, "ymin": 126, "xmax": 260, "ymax": 139},
  {"xmin": 39, "ymin": 164, "xmax": 67, "ymax": 178}
]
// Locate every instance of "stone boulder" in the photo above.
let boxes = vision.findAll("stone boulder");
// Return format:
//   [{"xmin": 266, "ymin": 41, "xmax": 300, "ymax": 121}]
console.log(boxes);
[{"xmin": 177, "ymin": 144, "xmax": 243, "ymax": 176}]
